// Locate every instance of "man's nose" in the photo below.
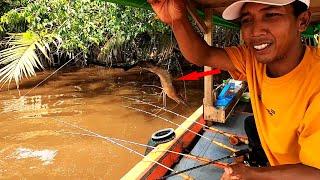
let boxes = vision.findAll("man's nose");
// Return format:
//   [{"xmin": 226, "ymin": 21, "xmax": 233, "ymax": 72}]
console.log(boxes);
[{"xmin": 251, "ymin": 20, "xmax": 267, "ymax": 37}]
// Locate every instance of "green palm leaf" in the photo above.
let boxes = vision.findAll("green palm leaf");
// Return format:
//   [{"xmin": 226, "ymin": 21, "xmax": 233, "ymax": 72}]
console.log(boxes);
[{"xmin": 0, "ymin": 31, "xmax": 60, "ymax": 88}]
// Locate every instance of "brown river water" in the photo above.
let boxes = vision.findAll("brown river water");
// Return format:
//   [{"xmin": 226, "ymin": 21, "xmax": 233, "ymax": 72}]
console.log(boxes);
[{"xmin": 0, "ymin": 67, "xmax": 203, "ymax": 179}]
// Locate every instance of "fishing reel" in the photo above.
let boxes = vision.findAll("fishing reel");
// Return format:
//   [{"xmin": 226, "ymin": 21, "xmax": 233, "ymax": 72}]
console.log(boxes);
[{"xmin": 228, "ymin": 135, "xmax": 249, "ymax": 146}]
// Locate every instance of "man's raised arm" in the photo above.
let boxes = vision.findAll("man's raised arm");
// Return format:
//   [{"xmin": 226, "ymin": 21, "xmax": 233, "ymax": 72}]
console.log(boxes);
[{"xmin": 148, "ymin": 0, "xmax": 237, "ymax": 71}]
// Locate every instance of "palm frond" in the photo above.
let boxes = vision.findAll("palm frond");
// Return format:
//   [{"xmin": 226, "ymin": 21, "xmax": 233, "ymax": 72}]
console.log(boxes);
[{"xmin": 0, "ymin": 31, "xmax": 60, "ymax": 88}]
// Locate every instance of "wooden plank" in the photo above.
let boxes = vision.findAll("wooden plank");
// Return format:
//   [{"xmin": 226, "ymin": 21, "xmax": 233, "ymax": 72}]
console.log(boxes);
[
  {"xmin": 203, "ymin": 15, "xmax": 213, "ymax": 104},
  {"xmin": 205, "ymin": 82, "xmax": 247, "ymax": 123},
  {"xmin": 203, "ymin": 8, "xmax": 215, "ymax": 124}
]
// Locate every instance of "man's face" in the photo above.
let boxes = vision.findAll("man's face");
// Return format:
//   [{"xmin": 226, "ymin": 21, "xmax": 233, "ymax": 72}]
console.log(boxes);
[{"xmin": 240, "ymin": 3, "xmax": 299, "ymax": 64}]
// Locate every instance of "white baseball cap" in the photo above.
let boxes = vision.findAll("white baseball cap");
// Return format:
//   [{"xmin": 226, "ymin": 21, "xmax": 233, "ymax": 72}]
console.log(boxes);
[{"xmin": 222, "ymin": 0, "xmax": 310, "ymax": 20}]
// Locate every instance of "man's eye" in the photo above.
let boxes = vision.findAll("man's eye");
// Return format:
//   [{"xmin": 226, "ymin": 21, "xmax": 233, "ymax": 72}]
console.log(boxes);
[
  {"xmin": 265, "ymin": 13, "xmax": 281, "ymax": 18},
  {"xmin": 241, "ymin": 18, "xmax": 252, "ymax": 24}
]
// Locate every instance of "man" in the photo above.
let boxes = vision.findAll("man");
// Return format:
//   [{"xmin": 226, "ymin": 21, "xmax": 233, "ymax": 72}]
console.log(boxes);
[{"xmin": 148, "ymin": 0, "xmax": 320, "ymax": 179}]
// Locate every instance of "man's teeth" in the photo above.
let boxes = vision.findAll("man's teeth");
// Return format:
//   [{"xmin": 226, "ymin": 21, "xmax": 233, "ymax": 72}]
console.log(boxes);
[{"xmin": 254, "ymin": 43, "xmax": 269, "ymax": 50}]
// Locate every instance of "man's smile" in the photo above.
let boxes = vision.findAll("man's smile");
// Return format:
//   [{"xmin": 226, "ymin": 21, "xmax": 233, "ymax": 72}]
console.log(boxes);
[
  {"xmin": 247, "ymin": 38, "xmax": 275, "ymax": 58},
  {"xmin": 253, "ymin": 43, "xmax": 272, "ymax": 51}
]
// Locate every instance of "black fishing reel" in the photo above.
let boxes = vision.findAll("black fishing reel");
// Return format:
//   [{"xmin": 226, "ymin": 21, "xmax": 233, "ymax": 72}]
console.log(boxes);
[{"xmin": 145, "ymin": 128, "xmax": 176, "ymax": 155}]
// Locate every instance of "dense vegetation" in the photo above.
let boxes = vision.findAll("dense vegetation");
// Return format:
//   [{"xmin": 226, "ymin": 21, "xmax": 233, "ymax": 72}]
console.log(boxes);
[
  {"xmin": 0, "ymin": 0, "xmax": 241, "ymax": 88},
  {"xmin": 0, "ymin": 0, "xmax": 173, "ymax": 86},
  {"xmin": 0, "ymin": 0, "xmax": 169, "ymax": 50}
]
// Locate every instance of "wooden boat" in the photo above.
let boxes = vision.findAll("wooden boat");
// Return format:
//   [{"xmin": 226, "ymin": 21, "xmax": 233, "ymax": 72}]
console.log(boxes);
[{"xmin": 122, "ymin": 81, "xmax": 249, "ymax": 180}]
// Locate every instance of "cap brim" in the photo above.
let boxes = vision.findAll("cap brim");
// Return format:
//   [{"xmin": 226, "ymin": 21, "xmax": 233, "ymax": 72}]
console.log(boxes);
[{"xmin": 222, "ymin": 0, "xmax": 295, "ymax": 20}]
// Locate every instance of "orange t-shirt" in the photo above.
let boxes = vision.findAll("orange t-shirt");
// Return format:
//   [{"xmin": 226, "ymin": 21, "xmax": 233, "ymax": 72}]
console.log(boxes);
[{"xmin": 225, "ymin": 46, "xmax": 320, "ymax": 169}]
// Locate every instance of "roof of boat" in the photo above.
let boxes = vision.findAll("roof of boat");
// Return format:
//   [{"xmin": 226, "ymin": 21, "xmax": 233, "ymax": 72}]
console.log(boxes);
[{"xmin": 104, "ymin": 0, "xmax": 320, "ymax": 36}]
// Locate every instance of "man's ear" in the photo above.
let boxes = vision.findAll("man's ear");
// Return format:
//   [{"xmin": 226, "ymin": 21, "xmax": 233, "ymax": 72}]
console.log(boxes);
[{"xmin": 297, "ymin": 10, "xmax": 311, "ymax": 32}]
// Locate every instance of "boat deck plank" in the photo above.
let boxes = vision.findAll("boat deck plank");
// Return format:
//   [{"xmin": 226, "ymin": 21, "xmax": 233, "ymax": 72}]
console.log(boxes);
[{"xmin": 169, "ymin": 112, "xmax": 249, "ymax": 180}]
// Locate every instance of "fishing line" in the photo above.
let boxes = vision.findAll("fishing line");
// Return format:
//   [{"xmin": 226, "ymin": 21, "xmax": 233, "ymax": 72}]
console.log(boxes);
[
  {"xmin": 22, "ymin": 52, "xmax": 82, "ymax": 97},
  {"xmin": 52, "ymin": 117, "xmax": 193, "ymax": 180},
  {"xmin": 122, "ymin": 96, "xmax": 248, "ymax": 144},
  {"xmin": 123, "ymin": 105, "xmax": 237, "ymax": 152},
  {"xmin": 0, "ymin": 51, "xmax": 83, "ymax": 115},
  {"xmin": 59, "ymin": 131, "xmax": 227, "ymax": 168},
  {"xmin": 0, "ymin": 104, "xmax": 194, "ymax": 179},
  {"xmin": 123, "ymin": 96, "xmax": 187, "ymax": 118}
]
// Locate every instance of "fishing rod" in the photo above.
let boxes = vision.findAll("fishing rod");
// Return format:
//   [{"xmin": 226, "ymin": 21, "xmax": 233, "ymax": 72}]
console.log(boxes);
[
  {"xmin": 205, "ymin": 128, "xmax": 249, "ymax": 145},
  {"xmin": 53, "ymin": 118, "xmax": 194, "ymax": 180},
  {"xmin": 124, "ymin": 105, "xmax": 237, "ymax": 153},
  {"xmin": 61, "ymin": 131, "xmax": 228, "ymax": 169},
  {"xmin": 159, "ymin": 149, "xmax": 250, "ymax": 180},
  {"xmin": 122, "ymin": 96, "xmax": 249, "ymax": 145}
]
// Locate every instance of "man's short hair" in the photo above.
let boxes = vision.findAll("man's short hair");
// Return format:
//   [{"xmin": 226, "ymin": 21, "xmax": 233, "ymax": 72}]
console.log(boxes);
[{"xmin": 292, "ymin": 0, "xmax": 308, "ymax": 17}]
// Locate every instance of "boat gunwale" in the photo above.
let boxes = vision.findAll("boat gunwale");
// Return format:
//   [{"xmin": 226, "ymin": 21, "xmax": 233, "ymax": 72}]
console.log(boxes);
[{"xmin": 121, "ymin": 106, "xmax": 204, "ymax": 179}]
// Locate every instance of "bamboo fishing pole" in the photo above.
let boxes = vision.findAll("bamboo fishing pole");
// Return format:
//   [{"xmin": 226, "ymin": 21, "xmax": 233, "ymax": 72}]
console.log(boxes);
[
  {"xmin": 205, "ymin": 127, "xmax": 249, "ymax": 145},
  {"xmin": 123, "ymin": 96, "xmax": 248, "ymax": 145},
  {"xmin": 185, "ymin": 154, "xmax": 228, "ymax": 169},
  {"xmin": 124, "ymin": 105, "xmax": 238, "ymax": 153},
  {"xmin": 160, "ymin": 149, "xmax": 250, "ymax": 180}
]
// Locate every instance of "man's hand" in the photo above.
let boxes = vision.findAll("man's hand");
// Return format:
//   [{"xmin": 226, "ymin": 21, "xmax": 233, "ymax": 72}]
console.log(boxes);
[
  {"xmin": 221, "ymin": 163, "xmax": 255, "ymax": 180},
  {"xmin": 148, "ymin": 0, "xmax": 234, "ymax": 69},
  {"xmin": 221, "ymin": 163, "xmax": 320, "ymax": 180},
  {"xmin": 147, "ymin": 0, "xmax": 187, "ymax": 26}
]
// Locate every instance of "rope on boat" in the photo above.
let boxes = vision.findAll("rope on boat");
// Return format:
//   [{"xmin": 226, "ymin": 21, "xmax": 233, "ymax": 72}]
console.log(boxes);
[{"xmin": 123, "ymin": 105, "xmax": 237, "ymax": 152}]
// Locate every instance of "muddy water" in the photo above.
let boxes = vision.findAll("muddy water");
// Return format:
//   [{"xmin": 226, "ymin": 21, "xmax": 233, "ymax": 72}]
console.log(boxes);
[{"xmin": 0, "ymin": 67, "xmax": 203, "ymax": 179}]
